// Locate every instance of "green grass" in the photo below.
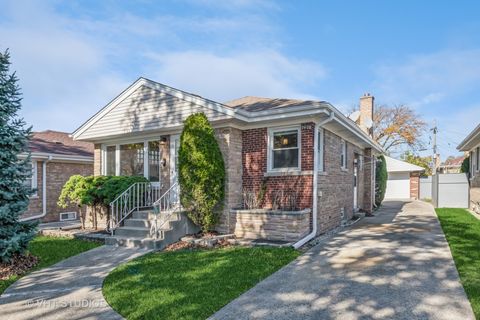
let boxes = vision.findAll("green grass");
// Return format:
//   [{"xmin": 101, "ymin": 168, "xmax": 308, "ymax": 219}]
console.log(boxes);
[
  {"xmin": 436, "ymin": 208, "xmax": 480, "ymax": 318},
  {"xmin": 103, "ymin": 246, "xmax": 300, "ymax": 320},
  {"xmin": 0, "ymin": 236, "xmax": 101, "ymax": 294}
]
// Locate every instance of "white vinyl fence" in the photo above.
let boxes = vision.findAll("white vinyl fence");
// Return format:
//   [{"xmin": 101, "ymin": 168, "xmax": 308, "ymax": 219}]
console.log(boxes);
[
  {"xmin": 419, "ymin": 176, "xmax": 432, "ymax": 200},
  {"xmin": 431, "ymin": 173, "xmax": 469, "ymax": 208}
]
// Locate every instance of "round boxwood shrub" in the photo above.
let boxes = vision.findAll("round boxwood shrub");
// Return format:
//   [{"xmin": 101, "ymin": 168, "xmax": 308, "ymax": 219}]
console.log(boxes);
[
  {"xmin": 178, "ymin": 113, "xmax": 225, "ymax": 232},
  {"xmin": 375, "ymin": 155, "xmax": 388, "ymax": 207}
]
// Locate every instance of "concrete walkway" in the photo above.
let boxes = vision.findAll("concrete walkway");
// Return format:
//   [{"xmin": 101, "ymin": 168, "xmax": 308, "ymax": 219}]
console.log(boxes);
[
  {"xmin": 0, "ymin": 245, "xmax": 150, "ymax": 320},
  {"xmin": 212, "ymin": 201, "xmax": 475, "ymax": 320}
]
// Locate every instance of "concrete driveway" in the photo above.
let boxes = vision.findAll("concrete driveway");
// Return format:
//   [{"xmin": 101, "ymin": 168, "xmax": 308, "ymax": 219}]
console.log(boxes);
[{"xmin": 212, "ymin": 200, "xmax": 475, "ymax": 320}]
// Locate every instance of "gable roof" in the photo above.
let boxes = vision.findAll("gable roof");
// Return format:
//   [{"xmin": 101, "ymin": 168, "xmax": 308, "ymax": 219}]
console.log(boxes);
[
  {"xmin": 72, "ymin": 77, "xmax": 241, "ymax": 140},
  {"xmin": 457, "ymin": 123, "xmax": 480, "ymax": 151},
  {"xmin": 30, "ymin": 130, "xmax": 93, "ymax": 157},
  {"xmin": 385, "ymin": 156, "xmax": 425, "ymax": 173},
  {"xmin": 225, "ymin": 96, "xmax": 328, "ymax": 112},
  {"xmin": 72, "ymin": 77, "xmax": 383, "ymax": 153}
]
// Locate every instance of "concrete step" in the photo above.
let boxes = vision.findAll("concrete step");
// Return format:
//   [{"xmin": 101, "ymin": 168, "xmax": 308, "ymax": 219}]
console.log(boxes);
[
  {"xmin": 132, "ymin": 210, "xmax": 156, "ymax": 220},
  {"xmin": 106, "ymin": 211, "xmax": 200, "ymax": 249},
  {"xmin": 105, "ymin": 236, "xmax": 167, "ymax": 250},
  {"xmin": 124, "ymin": 219, "xmax": 151, "ymax": 228},
  {"xmin": 115, "ymin": 226, "xmax": 151, "ymax": 238}
]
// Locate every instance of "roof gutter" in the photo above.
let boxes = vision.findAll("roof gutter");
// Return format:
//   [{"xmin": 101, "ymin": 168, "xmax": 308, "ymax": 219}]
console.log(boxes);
[
  {"xmin": 457, "ymin": 124, "xmax": 480, "ymax": 151},
  {"xmin": 293, "ymin": 111, "xmax": 335, "ymax": 249},
  {"xmin": 20, "ymin": 155, "xmax": 52, "ymax": 222}
]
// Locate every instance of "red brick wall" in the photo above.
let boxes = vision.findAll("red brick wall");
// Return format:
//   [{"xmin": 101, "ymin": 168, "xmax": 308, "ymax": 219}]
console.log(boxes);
[
  {"xmin": 410, "ymin": 172, "xmax": 420, "ymax": 200},
  {"xmin": 242, "ymin": 123, "xmax": 314, "ymax": 210},
  {"xmin": 317, "ymin": 129, "xmax": 367, "ymax": 233},
  {"xmin": 22, "ymin": 160, "xmax": 93, "ymax": 223}
]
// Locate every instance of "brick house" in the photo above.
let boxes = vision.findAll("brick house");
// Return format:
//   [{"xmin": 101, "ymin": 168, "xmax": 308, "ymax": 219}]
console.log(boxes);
[
  {"xmin": 457, "ymin": 124, "xmax": 480, "ymax": 211},
  {"xmin": 21, "ymin": 130, "xmax": 94, "ymax": 223},
  {"xmin": 72, "ymin": 78, "xmax": 383, "ymax": 247}
]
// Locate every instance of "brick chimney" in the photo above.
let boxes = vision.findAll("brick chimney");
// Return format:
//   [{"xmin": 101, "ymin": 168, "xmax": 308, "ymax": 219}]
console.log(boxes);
[{"xmin": 359, "ymin": 93, "xmax": 374, "ymax": 136}]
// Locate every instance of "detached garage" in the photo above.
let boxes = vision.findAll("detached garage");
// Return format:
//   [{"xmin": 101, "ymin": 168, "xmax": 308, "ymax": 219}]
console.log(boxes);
[{"xmin": 384, "ymin": 156, "xmax": 425, "ymax": 200}]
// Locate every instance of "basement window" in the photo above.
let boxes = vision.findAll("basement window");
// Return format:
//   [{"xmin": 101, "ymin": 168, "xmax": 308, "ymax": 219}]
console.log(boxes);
[{"xmin": 268, "ymin": 127, "xmax": 301, "ymax": 171}]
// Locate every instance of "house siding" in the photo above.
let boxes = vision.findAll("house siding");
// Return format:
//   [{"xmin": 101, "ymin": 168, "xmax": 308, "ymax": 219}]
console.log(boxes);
[
  {"xmin": 215, "ymin": 127, "xmax": 243, "ymax": 234},
  {"xmin": 242, "ymin": 123, "xmax": 315, "ymax": 211},
  {"xmin": 22, "ymin": 161, "xmax": 93, "ymax": 223},
  {"xmin": 317, "ymin": 129, "xmax": 368, "ymax": 234},
  {"xmin": 80, "ymin": 85, "xmax": 232, "ymax": 140},
  {"xmin": 470, "ymin": 147, "xmax": 480, "ymax": 209}
]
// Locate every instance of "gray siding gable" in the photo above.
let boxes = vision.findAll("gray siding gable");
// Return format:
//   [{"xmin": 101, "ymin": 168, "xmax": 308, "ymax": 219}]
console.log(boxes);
[{"xmin": 77, "ymin": 84, "xmax": 233, "ymax": 140}]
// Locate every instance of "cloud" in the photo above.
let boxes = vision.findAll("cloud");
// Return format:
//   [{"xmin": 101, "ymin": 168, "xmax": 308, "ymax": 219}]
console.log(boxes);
[
  {"xmin": 374, "ymin": 49, "xmax": 480, "ymax": 107},
  {"xmin": 0, "ymin": 0, "xmax": 327, "ymax": 133},
  {"xmin": 145, "ymin": 50, "xmax": 326, "ymax": 101},
  {"xmin": 0, "ymin": 0, "xmax": 130, "ymax": 132}
]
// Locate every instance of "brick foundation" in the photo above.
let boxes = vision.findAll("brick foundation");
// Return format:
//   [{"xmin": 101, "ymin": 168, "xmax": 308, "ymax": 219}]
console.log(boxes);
[{"xmin": 231, "ymin": 209, "xmax": 310, "ymax": 242}]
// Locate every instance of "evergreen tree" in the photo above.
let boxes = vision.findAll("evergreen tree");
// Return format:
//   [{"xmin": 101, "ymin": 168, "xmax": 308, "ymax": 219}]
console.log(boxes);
[
  {"xmin": 178, "ymin": 113, "xmax": 225, "ymax": 232},
  {"xmin": 0, "ymin": 50, "xmax": 37, "ymax": 262}
]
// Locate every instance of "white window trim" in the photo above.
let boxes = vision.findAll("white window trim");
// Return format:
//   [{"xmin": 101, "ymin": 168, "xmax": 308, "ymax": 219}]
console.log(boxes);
[
  {"xmin": 318, "ymin": 128, "xmax": 324, "ymax": 172},
  {"xmin": 29, "ymin": 160, "xmax": 38, "ymax": 197},
  {"xmin": 341, "ymin": 139, "xmax": 347, "ymax": 169},
  {"xmin": 267, "ymin": 126, "xmax": 301, "ymax": 172},
  {"xmin": 102, "ymin": 139, "xmax": 162, "ymax": 179}
]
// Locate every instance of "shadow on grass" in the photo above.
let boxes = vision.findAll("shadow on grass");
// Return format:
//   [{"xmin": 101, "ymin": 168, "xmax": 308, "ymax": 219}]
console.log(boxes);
[{"xmin": 103, "ymin": 247, "xmax": 299, "ymax": 320}]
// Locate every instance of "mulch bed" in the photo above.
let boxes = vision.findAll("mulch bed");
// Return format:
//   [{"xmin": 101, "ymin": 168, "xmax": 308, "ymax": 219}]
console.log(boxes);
[
  {"xmin": 164, "ymin": 238, "xmax": 231, "ymax": 252},
  {"xmin": 0, "ymin": 253, "xmax": 39, "ymax": 280}
]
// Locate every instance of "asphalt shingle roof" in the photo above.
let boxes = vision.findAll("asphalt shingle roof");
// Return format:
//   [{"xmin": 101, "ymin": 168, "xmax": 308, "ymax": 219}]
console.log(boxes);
[{"xmin": 29, "ymin": 130, "xmax": 94, "ymax": 157}]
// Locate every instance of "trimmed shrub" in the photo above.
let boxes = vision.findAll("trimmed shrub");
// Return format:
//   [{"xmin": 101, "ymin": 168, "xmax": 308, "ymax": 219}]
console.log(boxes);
[
  {"xmin": 375, "ymin": 155, "xmax": 388, "ymax": 207},
  {"xmin": 178, "ymin": 113, "xmax": 225, "ymax": 232},
  {"xmin": 58, "ymin": 175, "xmax": 148, "ymax": 228}
]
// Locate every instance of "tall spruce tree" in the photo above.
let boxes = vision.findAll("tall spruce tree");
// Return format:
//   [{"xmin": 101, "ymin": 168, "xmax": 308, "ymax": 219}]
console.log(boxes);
[{"xmin": 0, "ymin": 50, "xmax": 36, "ymax": 262}]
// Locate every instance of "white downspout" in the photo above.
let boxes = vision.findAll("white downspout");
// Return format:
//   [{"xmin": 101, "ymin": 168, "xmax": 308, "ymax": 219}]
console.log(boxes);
[
  {"xmin": 20, "ymin": 155, "xmax": 52, "ymax": 222},
  {"xmin": 293, "ymin": 112, "xmax": 335, "ymax": 249}
]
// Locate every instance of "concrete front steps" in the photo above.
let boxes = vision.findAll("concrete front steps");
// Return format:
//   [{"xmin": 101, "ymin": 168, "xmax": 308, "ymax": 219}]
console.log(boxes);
[{"xmin": 105, "ymin": 209, "xmax": 199, "ymax": 250}]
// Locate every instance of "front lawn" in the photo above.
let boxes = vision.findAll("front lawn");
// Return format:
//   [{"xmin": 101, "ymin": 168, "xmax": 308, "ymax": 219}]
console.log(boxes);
[
  {"xmin": 103, "ymin": 246, "xmax": 300, "ymax": 320},
  {"xmin": 0, "ymin": 235, "xmax": 101, "ymax": 294},
  {"xmin": 436, "ymin": 208, "xmax": 480, "ymax": 318}
]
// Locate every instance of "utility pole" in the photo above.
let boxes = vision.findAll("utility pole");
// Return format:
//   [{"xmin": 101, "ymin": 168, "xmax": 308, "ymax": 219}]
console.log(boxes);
[{"xmin": 432, "ymin": 120, "xmax": 438, "ymax": 174}]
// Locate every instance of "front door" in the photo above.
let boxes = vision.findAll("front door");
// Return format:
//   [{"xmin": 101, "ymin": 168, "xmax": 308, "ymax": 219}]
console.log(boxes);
[{"xmin": 170, "ymin": 134, "xmax": 180, "ymax": 202}]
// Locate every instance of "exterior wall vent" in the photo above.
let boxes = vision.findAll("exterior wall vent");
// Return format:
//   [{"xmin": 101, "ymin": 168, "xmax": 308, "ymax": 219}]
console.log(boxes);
[{"xmin": 60, "ymin": 211, "xmax": 77, "ymax": 221}]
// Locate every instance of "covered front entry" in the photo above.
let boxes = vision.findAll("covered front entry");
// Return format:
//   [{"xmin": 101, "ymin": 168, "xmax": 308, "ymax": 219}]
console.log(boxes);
[{"xmin": 101, "ymin": 134, "xmax": 179, "ymax": 193}]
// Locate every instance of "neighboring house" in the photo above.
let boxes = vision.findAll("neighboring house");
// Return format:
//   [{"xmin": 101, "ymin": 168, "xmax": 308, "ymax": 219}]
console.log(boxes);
[
  {"xmin": 21, "ymin": 130, "xmax": 94, "ymax": 223},
  {"xmin": 457, "ymin": 124, "xmax": 480, "ymax": 210},
  {"xmin": 438, "ymin": 156, "xmax": 465, "ymax": 174},
  {"xmin": 384, "ymin": 156, "xmax": 424, "ymax": 200},
  {"xmin": 72, "ymin": 78, "xmax": 382, "ymax": 246}
]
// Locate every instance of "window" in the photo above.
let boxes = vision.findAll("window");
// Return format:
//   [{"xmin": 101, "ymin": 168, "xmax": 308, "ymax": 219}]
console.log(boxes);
[
  {"xmin": 318, "ymin": 128, "xmax": 324, "ymax": 172},
  {"xmin": 105, "ymin": 146, "xmax": 116, "ymax": 175},
  {"xmin": 340, "ymin": 139, "xmax": 347, "ymax": 169},
  {"xmin": 120, "ymin": 143, "xmax": 144, "ymax": 176},
  {"xmin": 148, "ymin": 141, "xmax": 160, "ymax": 182},
  {"xmin": 477, "ymin": 147, "xmax": 480, "ymax": 172},
  {"xmin": 269, "ymin": 127, "xmax": 300, "ymax": 170},
  {"xmin": 471, "ymin": 150, "xmax": 476, "ymax": 176},
  {"xmin": 24, "ymin": 161, "xmax": 37, "ymax": 196}
]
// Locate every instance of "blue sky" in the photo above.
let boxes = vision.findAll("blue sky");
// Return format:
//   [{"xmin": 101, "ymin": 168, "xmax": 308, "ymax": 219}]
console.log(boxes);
[{"xmin": 1, "ymin": 0, "xmax": 479, "ymax": 158}]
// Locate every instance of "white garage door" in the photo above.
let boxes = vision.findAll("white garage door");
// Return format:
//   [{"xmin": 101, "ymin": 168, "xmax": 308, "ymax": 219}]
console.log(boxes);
[{"xmin": 385, "ymin": 172, "xmax": 410, "ymax": 199}]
